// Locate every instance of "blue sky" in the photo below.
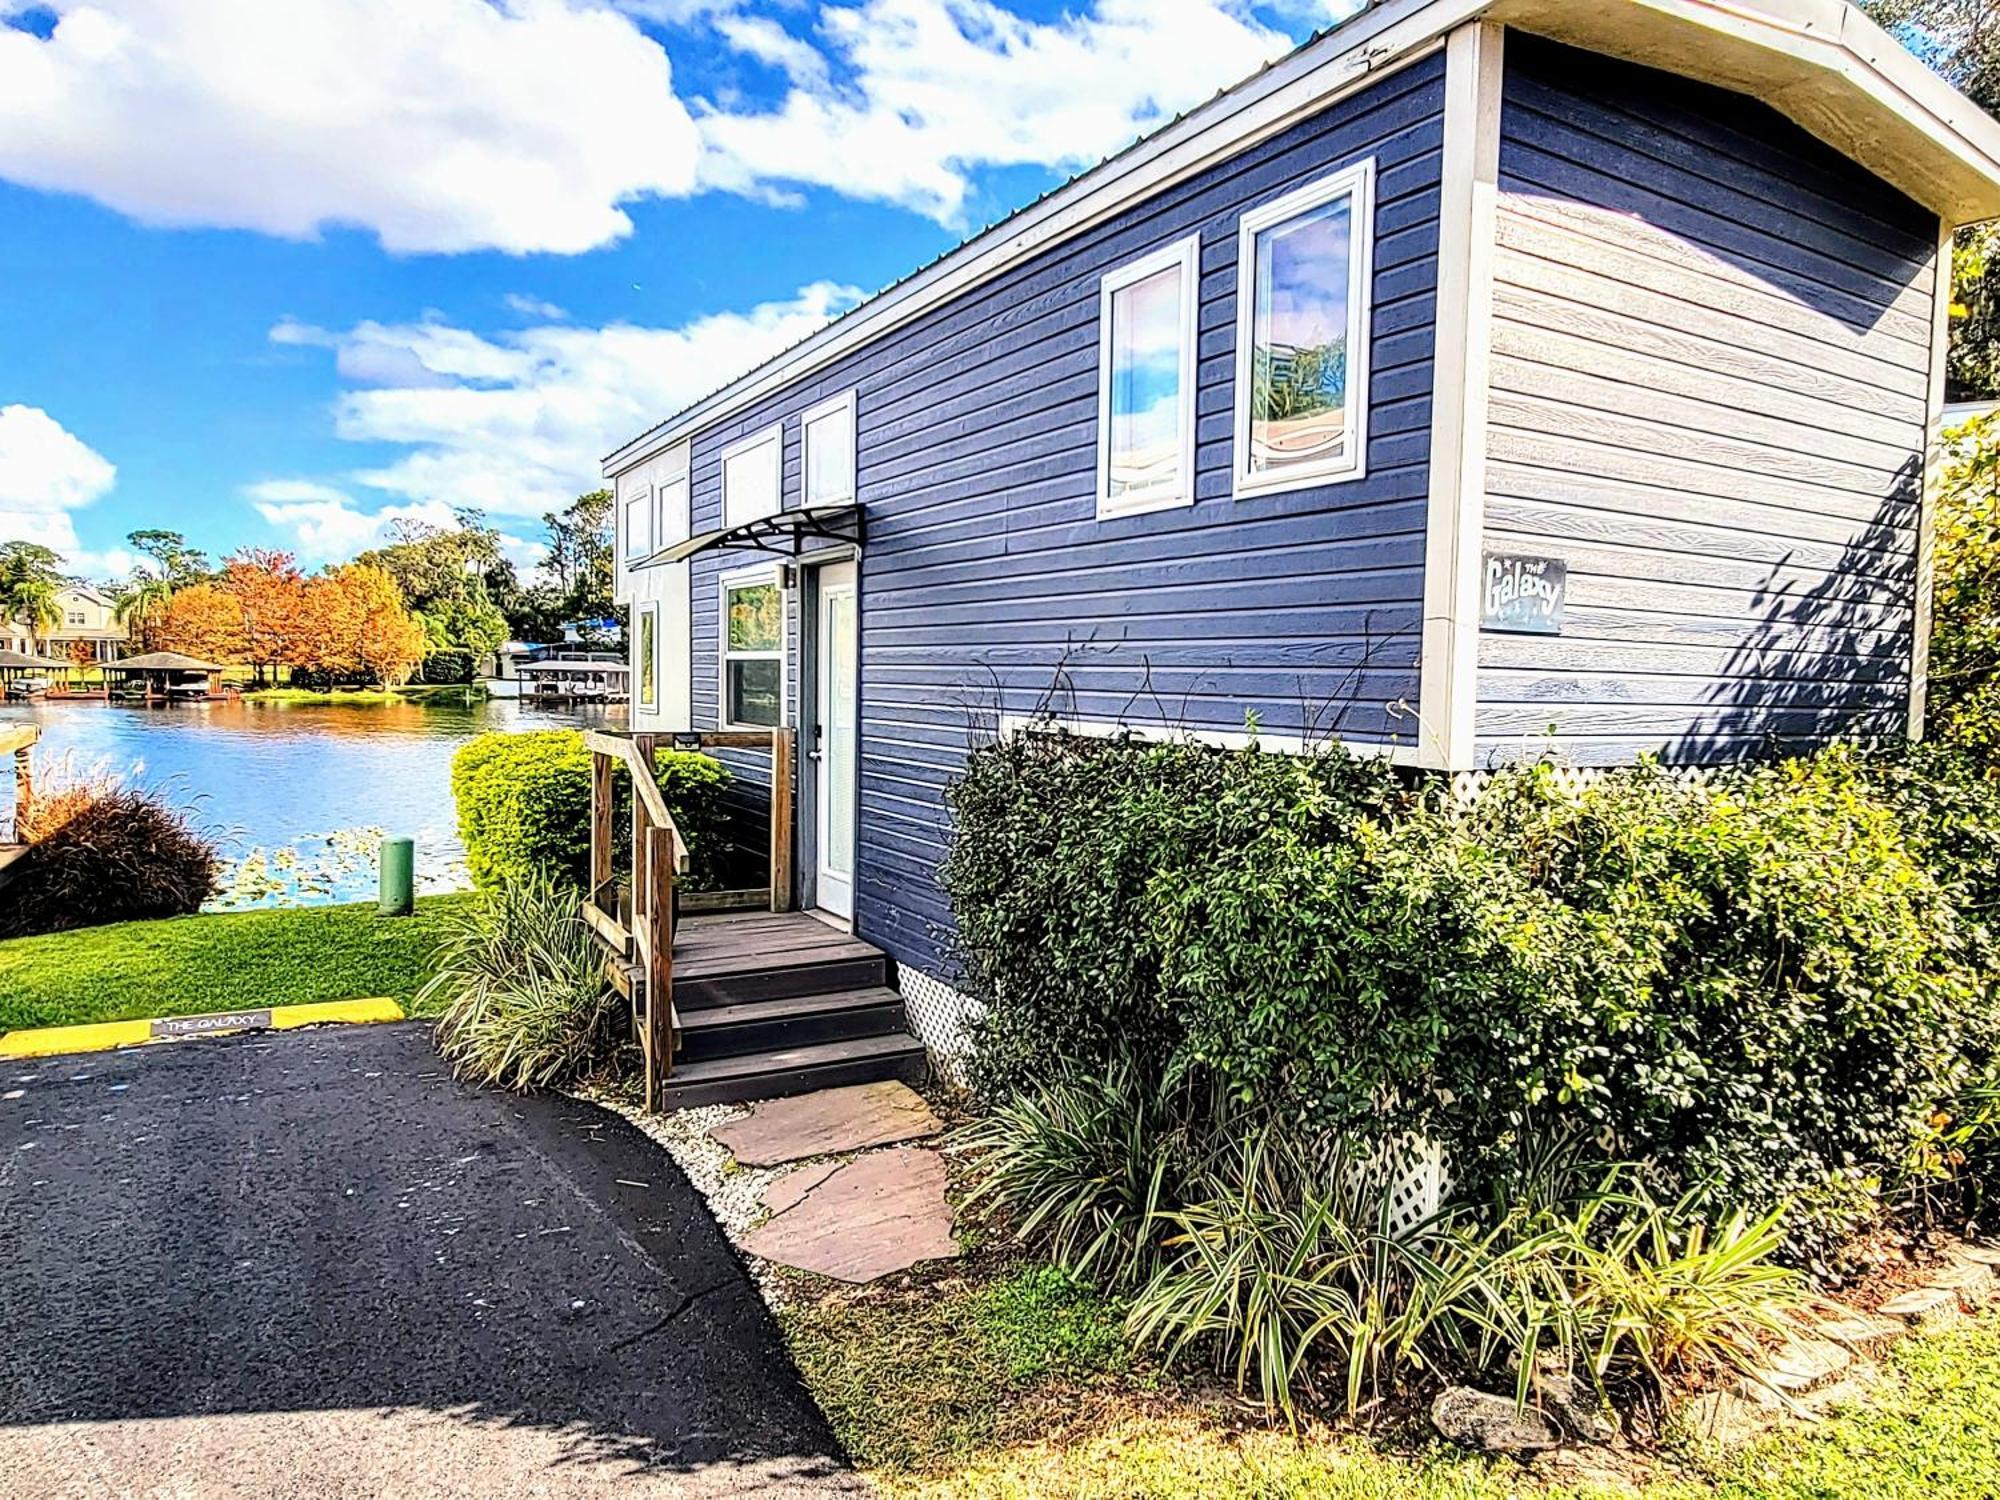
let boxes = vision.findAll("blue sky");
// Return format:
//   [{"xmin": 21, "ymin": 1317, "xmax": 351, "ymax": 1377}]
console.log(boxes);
[{"xmin": 0, "ymin": 0, "xmax": 1353, "ymax": 582}]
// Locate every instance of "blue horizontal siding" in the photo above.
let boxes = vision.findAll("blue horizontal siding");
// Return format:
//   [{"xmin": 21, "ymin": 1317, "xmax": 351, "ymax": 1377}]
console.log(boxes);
[
  {"xmin": 676, "ymin": 54, "xmax": 1445, "ymax": 974},
  {"xmin": 1476, "ymin": 36, "xmax": 1936, "ymax": 769}
]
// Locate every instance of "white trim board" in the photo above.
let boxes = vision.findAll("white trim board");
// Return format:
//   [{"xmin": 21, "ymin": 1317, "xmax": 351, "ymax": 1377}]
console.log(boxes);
[
  {"xmin": 1909, "ymin": 219, "xmax": 1953, "ymax": 740},
  {"xmin": 604, "ymin": 0, "xmax": 2000, "ymax": 481},
  {"xmin": 1417, "ymin": 20, "xmax": 1505, "ymax": 772},
  {"xmin": 996, "ymin": 712, "xmax": 1429, "ymax": 767}
]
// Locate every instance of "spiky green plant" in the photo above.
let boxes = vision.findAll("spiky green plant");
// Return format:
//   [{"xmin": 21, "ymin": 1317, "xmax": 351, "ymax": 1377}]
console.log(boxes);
[
  {"xmin": 420, "ymin": 873, "xmax": 617, "ymax": 1091},
  {"xmin": 955, "ymin": 1057, "xmax": 1197, "ymax": 1287}
]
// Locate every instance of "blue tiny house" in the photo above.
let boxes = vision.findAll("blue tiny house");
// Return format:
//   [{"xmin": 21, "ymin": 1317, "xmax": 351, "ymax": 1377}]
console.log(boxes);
[{"xmin": 608, "ymin": 0, "xmax": 2000, "ymax": 1016}]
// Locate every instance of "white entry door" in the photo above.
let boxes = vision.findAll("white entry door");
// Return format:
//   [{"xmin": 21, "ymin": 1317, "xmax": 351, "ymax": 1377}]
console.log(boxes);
[{"xmin": 813, "ymin": 561, "xmax": 859, "ymax": 921}]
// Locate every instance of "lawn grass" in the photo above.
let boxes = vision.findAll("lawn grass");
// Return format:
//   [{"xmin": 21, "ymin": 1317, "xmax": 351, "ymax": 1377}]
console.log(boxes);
[
  {"xmin": 786, "ymin": 1259, "xmax": 2000, "ymax": 1500},
  {"xmin": 0, "ymin": 894, "xmax": 473, "ymax": 1032},
  {"xmin": 239, "ymin": 683, "xmax": 486, "ymax": 706}
]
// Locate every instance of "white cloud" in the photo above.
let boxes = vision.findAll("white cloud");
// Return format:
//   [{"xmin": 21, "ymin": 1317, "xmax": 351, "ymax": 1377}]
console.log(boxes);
[
  {"xmin": 696, "ymin": 0, "xmax": 1295, "ymax": 223},
  {"xmin": 262, "ymin": 282, "xmax": 860, "ymax": 554},
  {"xmin": 0, "ymin": 0, "xmax": 703, "ymax": 255},
  {"xmin": 504, "ymin": 293, "xmax": 570, "ymax": 321},
  {"xmin": 0, "ymin": 403, "xmax": 119, "ymax": 569}
]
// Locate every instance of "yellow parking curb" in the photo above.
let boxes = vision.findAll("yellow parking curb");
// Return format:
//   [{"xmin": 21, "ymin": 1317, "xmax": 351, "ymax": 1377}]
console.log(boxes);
[{"xmin": 0, "ymin": 998, "xmax": 406, "ymax": 1060}]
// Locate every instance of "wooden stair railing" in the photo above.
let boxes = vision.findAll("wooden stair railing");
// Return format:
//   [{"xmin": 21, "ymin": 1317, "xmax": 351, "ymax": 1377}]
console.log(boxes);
[{"xmin": 579, "ymin": 726, "xmax": 796, "ymax": 1110}]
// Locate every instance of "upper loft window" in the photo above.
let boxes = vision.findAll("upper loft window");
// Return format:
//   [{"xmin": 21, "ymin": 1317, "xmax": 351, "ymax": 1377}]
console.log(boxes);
[
  {"xmin": 622, "ymin": 480, "xmax": 652, "ymax": 561},
  {"xmin": 1233, "ymin": 158, "xmax": 1375, "ymax": 496},
  {"xmin": 722, "ymin": 424, "xmax": 783, "ymax": 529},
  {"xmin": 802, "ymin": 390, "xmax": 857, "ymax": 508},
  {"xmin": 653, "ymin": 441, "xmax": 691, "ymax": 553},
  {"xmin": 1097, "ymin": 234, "xmax": 1199, "ymax": 518}
]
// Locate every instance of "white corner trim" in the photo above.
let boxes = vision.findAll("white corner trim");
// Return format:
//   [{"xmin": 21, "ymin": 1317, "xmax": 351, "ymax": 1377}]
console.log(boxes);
[
  {"xmin": 1910, "ymin": 219, "xmax": 1953, "ymax": 740},
  {"xmin": 1230, "ymin": 156, "xmax": 1377, "ymax": 499},
  {"xmin": 1417, "ymin": 20, "xmax": 1504, "ymax": 773},
  {"xmin": 1095, "ymin": 232, "xmax": 1202, "ymax": 520},
  {"xmin": 996, "ymin": 711, "xmax": 1429, "ymax": 767},
  {"xmin": 801, "ymin": 389, "xmax": 858, "ymax": 508}
]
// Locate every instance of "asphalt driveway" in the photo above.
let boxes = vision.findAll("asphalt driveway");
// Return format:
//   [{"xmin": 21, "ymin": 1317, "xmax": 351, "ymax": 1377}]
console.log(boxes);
[{"xmin": 0, "ymin": 1022, "xmax": 860, "ymax": 1498}]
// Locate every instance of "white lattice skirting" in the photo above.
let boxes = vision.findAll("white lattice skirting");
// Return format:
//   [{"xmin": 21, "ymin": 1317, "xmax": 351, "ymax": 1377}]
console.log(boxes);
[{"xmin": 896, "ymin": 966, "xmax": 982, "ymax": 1083}]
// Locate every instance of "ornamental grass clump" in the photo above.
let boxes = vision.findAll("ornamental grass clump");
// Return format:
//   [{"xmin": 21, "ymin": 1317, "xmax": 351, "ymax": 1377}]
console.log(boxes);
[
  {"xmin": 421, "ymin": 873, "xmax": 617, "ymax": 1091},
  {"xmin": 0, "ymin": 754, "xmax": 219, "ymax": 938}
]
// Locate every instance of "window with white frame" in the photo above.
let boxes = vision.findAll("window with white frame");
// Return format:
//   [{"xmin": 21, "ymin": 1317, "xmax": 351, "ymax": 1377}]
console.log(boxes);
[
  {"xmin": 636, "ymin": 603, "xmax": 658, "ymax": 712},
  {"xmin": 622, "ymin": 479, "xmax": 653, "ymax": 561},
  {"xmin": 653, "ymin": 441, "xmax": 691, "ymax": 551},
  {"xmin": 719, "ymin": 568, "xmax": 783, "ymax": 729},
  {"xmin": 1098, "ymin": 234, "xmax": 1199, "ymax": 517},
  {"xmin": 801, "ymin": 391, "xmax": 857, "ymax": 508},
  {"xmin": 721, "ymin": 424, "xmax": 783, "ymax": 529},
  {"xmin": 1233, "ymin": 158, "xmax": 1375, "ymax": 496}
]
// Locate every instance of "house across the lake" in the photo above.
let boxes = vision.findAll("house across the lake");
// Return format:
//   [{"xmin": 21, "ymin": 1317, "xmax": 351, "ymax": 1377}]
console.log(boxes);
[
  {"xmin": 605, "ymin": 0, "xmax": 2000, "ymax": 1036},
  {"xmin": 4, "ymin": 584, "xmax": 128, "ymax": 663}
]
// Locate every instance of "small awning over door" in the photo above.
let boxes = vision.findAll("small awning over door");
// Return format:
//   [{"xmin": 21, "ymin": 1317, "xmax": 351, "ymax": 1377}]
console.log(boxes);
[{"xmin": 655, "ymin": 503, "xmax": 862, "ymax": 564}]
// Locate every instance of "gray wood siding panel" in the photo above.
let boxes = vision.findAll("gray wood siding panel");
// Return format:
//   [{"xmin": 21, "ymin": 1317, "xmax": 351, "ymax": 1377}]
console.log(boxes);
[
  {"xmin": 1475, "ymin": 37, "xmax": 1937, "ymax": 768},
  {"xmin": 674, "ymin": 56, "xmax": 1446, "ymax": 972}
]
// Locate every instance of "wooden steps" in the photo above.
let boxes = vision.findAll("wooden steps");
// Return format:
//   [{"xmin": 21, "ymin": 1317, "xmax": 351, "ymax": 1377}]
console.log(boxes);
[{"xmin": 613, "ymin": 910, "xmax": 927, "ymax": 1111}]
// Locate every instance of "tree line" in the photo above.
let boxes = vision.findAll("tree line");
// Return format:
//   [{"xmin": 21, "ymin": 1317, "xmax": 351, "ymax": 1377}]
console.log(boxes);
[{"xmin": 0, "ymin": 491, "xmax": 617, "ymax": 688}]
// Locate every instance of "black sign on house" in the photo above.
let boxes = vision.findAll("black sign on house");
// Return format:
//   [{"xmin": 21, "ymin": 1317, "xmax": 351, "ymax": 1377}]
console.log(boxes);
[{"xmin": 1481, "ymin": 553, "xmax": 1566, "ymax": 635}]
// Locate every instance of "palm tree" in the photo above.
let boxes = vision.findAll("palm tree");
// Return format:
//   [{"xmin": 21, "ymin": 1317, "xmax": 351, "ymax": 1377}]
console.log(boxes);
[
  {"xmin": 7, "ymin": 576, "xmax": 61, "ymax": 656},
  {"xmin": 116, "ymin": 574, "xmax": 174, "ymax": 654}
]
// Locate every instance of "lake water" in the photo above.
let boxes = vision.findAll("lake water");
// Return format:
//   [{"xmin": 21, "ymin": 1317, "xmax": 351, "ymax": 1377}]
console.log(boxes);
[{"xmin": 0, "ymin": 696, "xmax": 619, "ymax": 906}]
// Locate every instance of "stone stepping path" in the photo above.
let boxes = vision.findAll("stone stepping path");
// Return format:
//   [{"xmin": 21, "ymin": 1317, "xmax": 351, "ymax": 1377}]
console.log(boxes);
[
  {"xmin": 707, "ymin": 1080, "xmax": 958, "ymax": 1284},
  {"xmin": 710, "ymin": 1081, "xmax": 942, "ymax": 1166},
  {"xmin": 744, "ymin": 1146, "xmax": 959, "ymax": 1283}
]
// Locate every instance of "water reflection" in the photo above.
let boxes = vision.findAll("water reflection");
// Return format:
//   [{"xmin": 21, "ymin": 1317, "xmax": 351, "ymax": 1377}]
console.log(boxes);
[{"xmin": 0, "ymin": 696, "xmax": 619, "ymax": 907}]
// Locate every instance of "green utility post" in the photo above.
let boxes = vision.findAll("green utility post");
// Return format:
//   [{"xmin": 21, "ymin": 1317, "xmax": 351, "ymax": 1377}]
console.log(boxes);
[{"xmin": 379, "ymin": 837, "xmax": 415, "ymax": 917}]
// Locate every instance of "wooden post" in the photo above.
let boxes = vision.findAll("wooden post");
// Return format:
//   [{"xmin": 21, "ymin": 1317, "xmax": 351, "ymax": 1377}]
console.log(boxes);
[
  {"xmin": 644, "ymin": 821, "xmax": 677, "ymax": 1112},
  {"xmin": 13, "ymin": 744, "xmax": 29, "ymax": 816},
  {"xmin": 589, "ymin": 749, "xmax": 613, "ymax": 901},
  {"xmin": 769, "ymin": 727, "xmax": 794, "ymax": 912}
]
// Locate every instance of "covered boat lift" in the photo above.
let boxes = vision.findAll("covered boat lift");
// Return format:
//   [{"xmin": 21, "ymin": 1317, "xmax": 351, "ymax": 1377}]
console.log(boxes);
[{"xmin": 103, "ymin": 651, "xmax": 229, "ymax": 703}]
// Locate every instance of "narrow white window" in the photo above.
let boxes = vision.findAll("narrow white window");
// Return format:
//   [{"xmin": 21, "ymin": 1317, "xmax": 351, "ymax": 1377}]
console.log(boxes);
[
  {"xmin": 719, "ymin": 567, "xmax": 783, "ymax": 729},
  {"xmin": 802, "ymin": 390, "xmax": 857, "ymax": 508},
  {"xmin": 653, "ymin": 440, "xmax": 691, "ymax": 550},
  {"xmin": 636, "ymin": 603, "xmax": 659, "ymax": 713},
  {"xmin": 622, "ymin": 480, "xmax": 653, "ymax": 561},
  {"xmin": 1097, "ymin": 234, "xmax": 1199, "ymax": 518},
  {"xmin": 721, "ymin": 424, "xmax": 783, "ymax": 529},
  {"xmin": 1233, "ymin": 158, "xmax": 1375, "ymax": 496}
]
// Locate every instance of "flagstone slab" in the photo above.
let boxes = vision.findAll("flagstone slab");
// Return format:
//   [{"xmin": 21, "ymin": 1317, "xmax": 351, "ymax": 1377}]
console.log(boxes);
[
  {"xmin": 710, "ymin": 1081, "xmax": 942, "ymax": 1167},
  {"xmin": 759, "ymin": 1160, "xmax": 841, "ymax": 1218},
  {"xmin": 744, "ymin": 1146, "xmax": 958, "ymax": 1283}
]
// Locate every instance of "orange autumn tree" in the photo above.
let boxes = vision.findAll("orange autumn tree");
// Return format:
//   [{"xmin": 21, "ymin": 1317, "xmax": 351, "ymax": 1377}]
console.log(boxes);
[
  {"xmin": 220, "ymin": 549, "xmax": 307, "ymax": 684},
  {"xmin": 296, "ymin": 564, "xmax": 426, "ymax": 687},
  {"xmin": 153, "ymin": 583, "xmax": 247, "ymax": 663}
]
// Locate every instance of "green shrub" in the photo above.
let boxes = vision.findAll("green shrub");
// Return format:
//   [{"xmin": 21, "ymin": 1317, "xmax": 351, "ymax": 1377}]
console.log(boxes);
[
  {"xmin": 940, "ymin": 730, "xmax": 1406, "ymax": 1101},
  {"xmin": 1155, "ymin": 752, "xmax": 1982, "ymax": 1264},
  {"xmin": 947, "ymin": 733, "xmax": 1997, "ymax": 1267},
  {"xmin": 450, "ymin": 729, "xmax": 731, "ymax": 891},
  {"xmin": 421, "ymin": 873, "xmax": 617, "ymax": 1089},
  {"xmin": 1, "ymin": 757, "xmax": 220, "ymax": 938}
]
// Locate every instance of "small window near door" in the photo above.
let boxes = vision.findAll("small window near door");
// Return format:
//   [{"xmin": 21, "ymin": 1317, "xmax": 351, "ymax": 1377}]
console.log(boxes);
[
  {"xmin": 637, "ymin": 604, "xmax": 658, "ymax": 712},
  {"xmin": 802, "ymin": 391, "xmax": 857, "ymax": 507},
  {"xmin": 721, "ymin": 571, "xmax": 782, "ymax": 728}
]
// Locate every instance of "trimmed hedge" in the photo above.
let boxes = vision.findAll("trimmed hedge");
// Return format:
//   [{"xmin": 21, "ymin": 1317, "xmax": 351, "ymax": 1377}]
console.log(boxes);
[
  {"xmin": 942, "ymin": 732, "xmax": 2000, "ymax": 1266},
  {"xmin": 451, "ymin": 730, "xmax": 731, "ymax": 892}
]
